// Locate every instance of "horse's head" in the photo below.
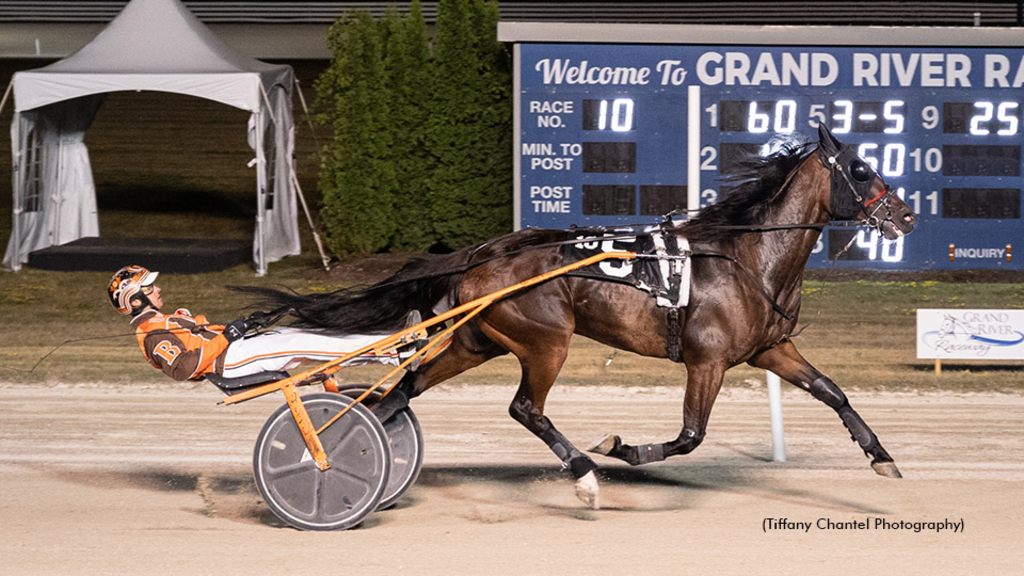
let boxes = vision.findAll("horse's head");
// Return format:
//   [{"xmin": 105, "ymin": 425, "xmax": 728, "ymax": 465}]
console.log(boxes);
[
  {"xmin": 816, "ymin": 124, "xmax": 917, "ymax": 240},
  {"xmin": 937, "ymin": 315, "xmax": 956, "ymax": 337}
]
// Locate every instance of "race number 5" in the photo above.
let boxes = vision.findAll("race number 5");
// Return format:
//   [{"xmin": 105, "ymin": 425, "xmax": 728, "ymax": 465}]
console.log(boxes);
[{"xmin": 598, "ymin": 238, "xmax": 635, "ymax": 278}]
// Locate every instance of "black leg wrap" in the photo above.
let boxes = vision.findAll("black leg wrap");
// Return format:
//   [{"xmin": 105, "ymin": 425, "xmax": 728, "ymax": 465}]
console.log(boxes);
[
  {"xmin": 568, "ymin": 454, "xmax": 598, "ymax": 478},
  {"xmin": 633, "ymin": 443, "xmax": 666, "ymax": 465},
  {"xmin": 808, "ymin": 376, "xmax": 847, "ymax": 409},
  {"xmin": 539, "ymin": 427, "xmax": 597, "ymax": 478},
  {"xmin": 804, "ymin": 377, "xmax": 898, "ymax": 475},
  {"xmin": 612, "ymin": 443, "xmax": 641, "ymax": 466},
  {"xmin": 667, "ymin": 428, "xmax": 704, "ymax": 456},
  {"xmin": 838, "ymin": 405, "xmax": 879, "ymax": 453},
  {"xmin": 510, "ymin": 398, "xmax": 596, "ymax": 478},
  {"xmin": 609, "ymin": 429, "xmax": 701, "ymax": 464}
]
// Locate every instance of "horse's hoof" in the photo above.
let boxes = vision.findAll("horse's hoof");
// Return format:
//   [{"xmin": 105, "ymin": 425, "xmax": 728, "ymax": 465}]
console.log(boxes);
[
  {"xmin": 575, "ymin": 470, "xmax": 600, "ymax": 510},
  {"xmin": 587, "ymin": 434, "xmax": 620, "ymax": 456},
  {"xmin": 871, "ymin": 460, "xmax": 903, "ymax": 478}
]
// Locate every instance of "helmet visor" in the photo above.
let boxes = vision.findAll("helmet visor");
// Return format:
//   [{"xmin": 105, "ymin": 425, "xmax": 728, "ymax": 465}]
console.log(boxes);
[{"xmin": 139, "ymin": 270, "xmax": 159, "ymax": 293}]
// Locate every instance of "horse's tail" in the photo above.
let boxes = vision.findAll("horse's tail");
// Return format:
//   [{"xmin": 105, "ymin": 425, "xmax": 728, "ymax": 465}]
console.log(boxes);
[{"xmin": 233, "ymin": 253, "xmax": 467, "ymax": 334}]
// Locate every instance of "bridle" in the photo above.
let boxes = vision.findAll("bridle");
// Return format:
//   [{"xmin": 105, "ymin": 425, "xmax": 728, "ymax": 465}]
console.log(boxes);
[{"xmin": 819, "ymin": 144, "xmax": 903, "ymax": 235}]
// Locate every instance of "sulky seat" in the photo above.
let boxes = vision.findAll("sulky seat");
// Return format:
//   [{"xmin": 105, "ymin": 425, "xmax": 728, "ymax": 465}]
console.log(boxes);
[{"xmin": 205, "ymin": 371, "xmax": 289, "ymax": 395}]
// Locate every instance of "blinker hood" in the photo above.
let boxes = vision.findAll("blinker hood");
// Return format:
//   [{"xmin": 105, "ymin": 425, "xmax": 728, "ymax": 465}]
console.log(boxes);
[{"xmin": 816, "ymin": 123, "xmax": 882, "ymax": 220}]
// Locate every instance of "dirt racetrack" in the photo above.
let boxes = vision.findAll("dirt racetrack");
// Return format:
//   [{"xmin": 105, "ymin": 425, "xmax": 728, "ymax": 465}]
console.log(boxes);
[{"xmin": 1, "ymin": 381, "xmax": 1022, "ymax": 575}]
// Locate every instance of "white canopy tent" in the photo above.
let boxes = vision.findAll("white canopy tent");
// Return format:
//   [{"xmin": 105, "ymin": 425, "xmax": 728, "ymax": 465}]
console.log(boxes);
[{"xmin": 2, "ymin": 0, "xmax": 302, "ymax": 275}]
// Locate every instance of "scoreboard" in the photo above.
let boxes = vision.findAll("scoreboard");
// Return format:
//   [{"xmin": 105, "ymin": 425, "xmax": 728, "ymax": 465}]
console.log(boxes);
[{"xmin": 499, "ymin": 23, "xmax": 1024, "ymax": 270}]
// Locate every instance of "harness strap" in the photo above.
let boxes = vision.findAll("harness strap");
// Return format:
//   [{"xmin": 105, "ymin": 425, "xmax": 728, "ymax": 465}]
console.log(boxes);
[
  {"xmin": 709, "ymin": 223, "xmax": 825, "ymax": 232},
  {"xmin": 690, "ymin": 250, "xmax": 795, "ymax": 323},
  {"xmin": 863, "ymin": 189, "xmax": 887, "ymax": 208},
  {"xmin": 666, "ymin": 307, "xmax": 682, "ymax": 362}
]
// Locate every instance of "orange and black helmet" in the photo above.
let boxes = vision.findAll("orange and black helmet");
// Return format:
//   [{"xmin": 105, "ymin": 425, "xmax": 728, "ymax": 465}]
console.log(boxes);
[{"xmin": 108, "ymin": 265, "xmax": 159, "ymax": 315}]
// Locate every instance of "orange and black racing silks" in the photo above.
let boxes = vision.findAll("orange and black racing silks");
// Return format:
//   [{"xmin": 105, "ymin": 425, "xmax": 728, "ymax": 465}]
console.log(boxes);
[{"xmin": 130, "ymin": 308, "xmax": 230, "ymax": 381}]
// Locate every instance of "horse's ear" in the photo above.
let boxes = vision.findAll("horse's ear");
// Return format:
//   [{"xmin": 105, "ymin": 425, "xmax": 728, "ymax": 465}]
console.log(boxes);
[{"xmin": 817, "ymin": 122, "xmax": 842, "ymax": 156}]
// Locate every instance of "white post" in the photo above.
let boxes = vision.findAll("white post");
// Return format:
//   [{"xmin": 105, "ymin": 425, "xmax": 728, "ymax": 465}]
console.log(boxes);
[
  {"xmin": 686, "ymin": 85, "xmax": 701, "ymax": 217},
  {"xmin": 766, "ymin": 371, "xmax": 786, "ymax": 462},
  {"xmin": 512, "ymin": 43, "xmax": 522, "ymax": 230}
]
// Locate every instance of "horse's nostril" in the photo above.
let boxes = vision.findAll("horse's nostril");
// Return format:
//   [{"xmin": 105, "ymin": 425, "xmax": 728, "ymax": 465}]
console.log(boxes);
[{"xmin": 903, "ymin": 214, "xmax": 915, "ymax": 223}]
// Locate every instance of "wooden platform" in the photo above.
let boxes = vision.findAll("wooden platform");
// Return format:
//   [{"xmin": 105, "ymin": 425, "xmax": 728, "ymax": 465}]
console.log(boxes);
[{"xmin": 27, "ymin": 237, "xmax": 250, "ymax": 273}]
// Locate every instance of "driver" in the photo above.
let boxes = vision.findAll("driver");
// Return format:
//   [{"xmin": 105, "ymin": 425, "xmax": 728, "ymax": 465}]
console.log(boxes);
[{"xmin": 108, "ymin": 265, "xmax": 410, "ymax": 381}]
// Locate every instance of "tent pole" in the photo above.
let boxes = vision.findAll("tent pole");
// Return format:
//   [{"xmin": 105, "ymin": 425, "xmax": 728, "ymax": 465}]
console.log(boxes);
[
  {"xmin": 0, "ymin": 80, "xmax": 13, "ymax": 119},
  {"xmin": 290, "ymin": 167, "xmax": 330, "ymax": 271},
  {"xmin": 8, "ymin": 108, "xmax": 21, "ymax": 272},
  {"xmin": 293, "ymin": 78, "xmax": 323, "ymax": 158},
  {"xmin": 260, "ymin": 81, "xmax": 330, "ymax": 271},
  {"xmin": 254, "ymin": 110, "xmax": 267, "ymax": 276},
  {"xmin": 291, "ymin": 78, "xmax": 332, "ymax": 269},
  {"xmin": 1, "ymin": 80, "xmax": 14, "ymax": 270}
]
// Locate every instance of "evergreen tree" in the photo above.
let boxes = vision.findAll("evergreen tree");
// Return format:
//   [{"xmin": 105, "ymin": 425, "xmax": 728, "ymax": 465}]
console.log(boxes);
[
  {"xmin": 425, "ymin": 0, "xmax": 512, "ymax": 250},
  {"xmin": 382, "ymin": 1, "xmax": 434, "ymax": 251},
  {"xmin": 314, "ymin": 0, "xmax": 512, "ymax": 254},
  {"xmin": 314, "ymin": 12, "xmax": 397, "ymax": 255}
]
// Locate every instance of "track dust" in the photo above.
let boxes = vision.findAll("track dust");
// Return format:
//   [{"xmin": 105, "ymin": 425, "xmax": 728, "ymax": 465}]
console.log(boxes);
[{"xmin": 1, "ymin": 382, "xmax": 1022, "ymax": 575}]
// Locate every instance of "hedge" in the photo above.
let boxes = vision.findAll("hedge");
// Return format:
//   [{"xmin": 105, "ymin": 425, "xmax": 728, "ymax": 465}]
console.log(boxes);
[{"xmin": 315, "ymin": 0, "xmax": 512, "ymax": 255}]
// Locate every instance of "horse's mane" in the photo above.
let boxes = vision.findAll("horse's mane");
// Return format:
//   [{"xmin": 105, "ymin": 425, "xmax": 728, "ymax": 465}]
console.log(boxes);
[{"xmin": 677, "ymin": 138, "xmax": 817, "ymax": 242}]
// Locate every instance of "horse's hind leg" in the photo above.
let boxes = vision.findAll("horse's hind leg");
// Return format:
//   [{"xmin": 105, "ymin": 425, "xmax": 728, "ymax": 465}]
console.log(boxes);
[
  {"xmin": 748, "ymin": 339, "xmax": 902, "ymax": 478},
  {"xmin": 370, "ymin": 328, "xmax": 508, "ymax": 423},
  {"xmin": 506, "ymin": 344, "xmax": 602, "ymax": 509},
  {"xmin": 475, "ymin": 309, "xmax": 601, "ymax": 508}
]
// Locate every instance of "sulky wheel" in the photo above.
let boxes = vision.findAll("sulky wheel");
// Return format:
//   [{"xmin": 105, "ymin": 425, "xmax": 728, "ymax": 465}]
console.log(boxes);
[
  {"xmin": 336, "ymin": 385, "xmax": 425, "ymax": 510},
  {"xmin": 253, "ymin": 393, "xmax": 391, "ymax": 531}
]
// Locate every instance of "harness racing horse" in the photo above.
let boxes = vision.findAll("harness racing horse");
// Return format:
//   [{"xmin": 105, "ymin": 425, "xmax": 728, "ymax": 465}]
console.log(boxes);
[{"xmin": 245, "ymin": 125, "xmax": 918, "ymax": 508}]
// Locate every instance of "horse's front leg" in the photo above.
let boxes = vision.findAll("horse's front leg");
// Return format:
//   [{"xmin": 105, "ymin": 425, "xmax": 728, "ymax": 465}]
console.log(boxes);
[
  {"xmin": 589, "ymin": 361, "xmax": 727, "ymax": 465},
  {"xmin": 748, "ymin": 339, "xmax": 902, "ymax": 478}
]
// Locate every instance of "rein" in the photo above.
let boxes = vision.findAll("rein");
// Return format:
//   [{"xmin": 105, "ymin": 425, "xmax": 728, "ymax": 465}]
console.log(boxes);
[
  {"xmin": 309, "ymin": 215, "xmax": 877, "ymax": 326},
  {"xmin": 316, "ymin": 222, "xmax": 831, "ymax": 329},
  {"xmin": 686, "ymin": 249, "xmax": 796, "ymax": 322},
  {"xmin": 279, "ymin": 141, "xmax": 902, "ymax": 334},
  {"xmin": 0, "ymin": 309, "xmax": 291, "ymax": 375}
]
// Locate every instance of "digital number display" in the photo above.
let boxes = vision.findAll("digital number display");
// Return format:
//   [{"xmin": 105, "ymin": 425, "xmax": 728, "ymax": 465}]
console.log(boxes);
[
  {"xmin": 582, "ymin": 141, "xmax": 636, "ymax": 173},
  {"xmin": 582, "ymin": 98, "xmax": 636, "ymax": 131},
  {"xmin": 720, "ymin": 100, "xmax": 800, "ymax": 133},
  {"xmin": 583, "ymin": 184, "xmax": 635, "ymax": 215},
  {"xmin": 830, "ymin": 100, "xmax": 907, "ymax": 133},
  {"xmin": 640, "ymin": 185, "xmax": 688, "ymax": 215},
  {"xmin": 942, "ymin": 188, "xmax": 1021, "ymax": 218},
  {"xmin": 943, "ymin": 101, "xmax": 1022, "ymax": 135},
  {"xmin": 721, "ymin": 99, "xmax": 909, "ymax": 134},
  {"xmin": 510, "ymin": 31, "xmax": 1024, "ymax": 270},
  {"xmin": 828, "ymin": 229, "xmax": 905, "ymax": 261},
  {"xmin": 943, "ymin": 145, "xmax": 1021, "ymax": 176}
]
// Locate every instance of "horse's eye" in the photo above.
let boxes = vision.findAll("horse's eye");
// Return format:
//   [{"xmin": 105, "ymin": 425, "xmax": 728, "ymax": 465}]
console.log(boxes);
[{"xmin": 850, "ymin": 160, "xmax": 872, "ymax": 182}]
